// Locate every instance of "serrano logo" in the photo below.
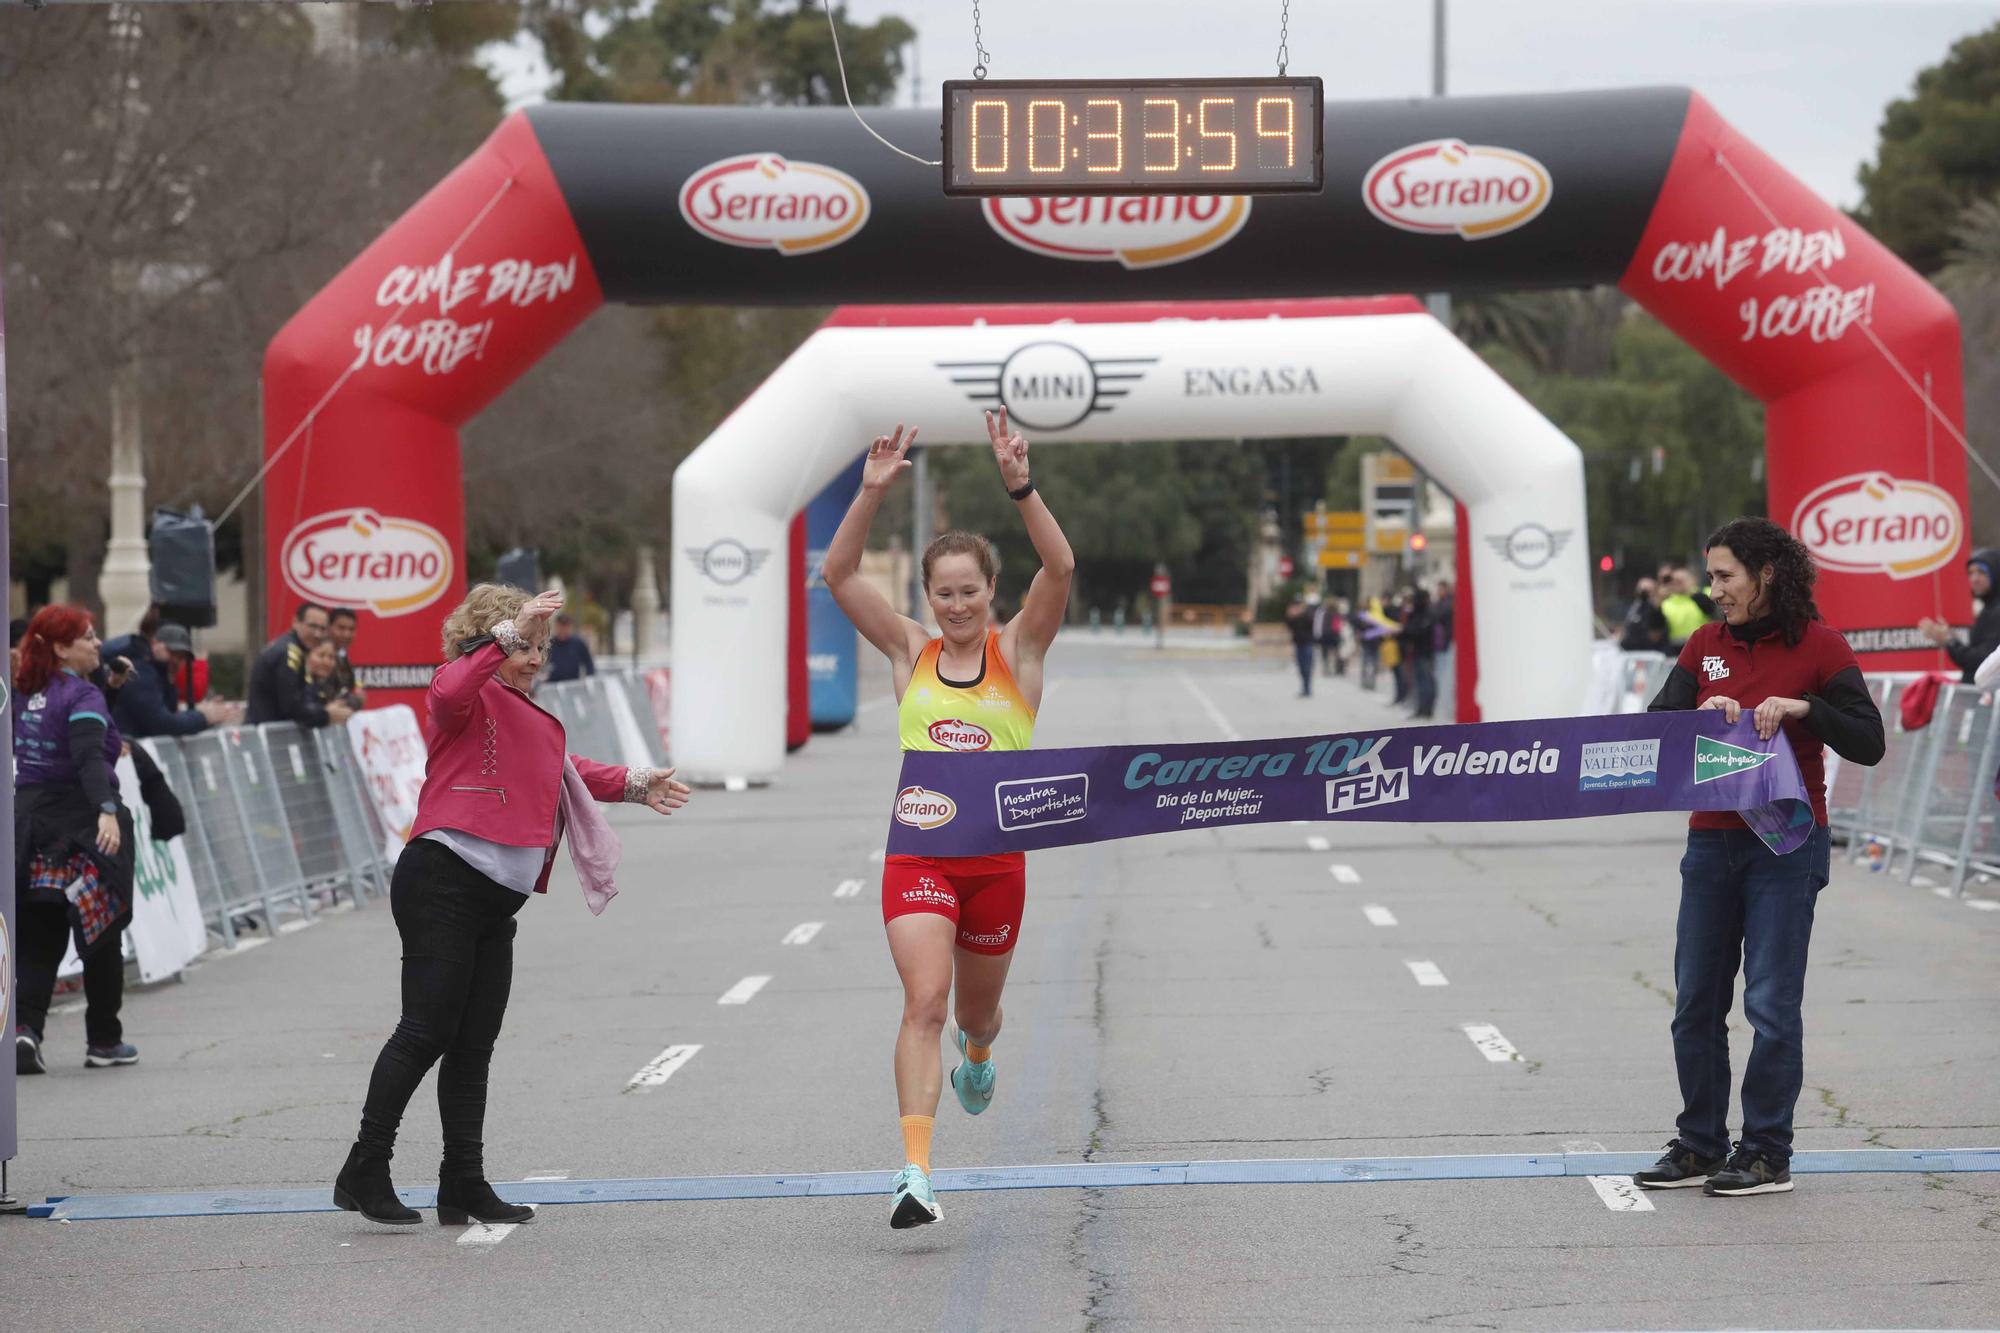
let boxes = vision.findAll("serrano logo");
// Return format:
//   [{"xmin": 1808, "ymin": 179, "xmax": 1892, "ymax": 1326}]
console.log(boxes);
[
  {"xmin": 679, "ymin": 153, "xmax": 870, "ymax": 256},
  {"xmin": 982, "ymin": 195, "xmax": 1251, "ymax": 269},
  {"xmin": 1792, "ymin": 472, "xmax": 1962, "ymax": 581},
  {"xmin": 281, "ymin": 509, "xmax": 453, "ymax": 619},
  {"xmin": 928, "ymin": 718, "xmax": 992, "ymax": 752},
  {"xmin": 894, "ymin": 785, "xmax": 958, "ymax": 830},
  {"xmin": 1363, "ymin": 139, "xmax": 1552, "ymax": 240}
]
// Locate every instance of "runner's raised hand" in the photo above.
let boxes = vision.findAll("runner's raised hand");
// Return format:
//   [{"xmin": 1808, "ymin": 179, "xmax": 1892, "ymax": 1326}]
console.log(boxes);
[
  {"xmin": 986, "ymin": 408, "xmax": 1029, "ymax": 491},
  {"xmin": 862, "ymin": 425, "xmax": 917, "ymax": 493}
]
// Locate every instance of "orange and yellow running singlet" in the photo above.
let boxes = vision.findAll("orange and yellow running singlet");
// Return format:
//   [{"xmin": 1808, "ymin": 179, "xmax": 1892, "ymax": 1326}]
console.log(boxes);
[{"xmin": 883, "ymin": 631, "xmax": 1035, "ymax": 954}]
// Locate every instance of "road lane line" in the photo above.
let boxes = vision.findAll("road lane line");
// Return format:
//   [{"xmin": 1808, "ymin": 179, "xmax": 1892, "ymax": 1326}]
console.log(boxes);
[
  {"xmin": 868, "ymin": 848, "xmax": 885, "ymax": 863},
  {"xmin": 1177, "ymin": 673, "xmax": 1241, "ymax": 741},
  {"xmin": 1306, "ymin": 835, "xmax": 1331, "ymax": 852},
  {"xmin": 1460, "ymin": 1024, "xmax": 1519, "ymax": 1062},
  {"xmin": 782, "ymin": 922, "xmax": 824, "ymax": 945},
  {"xmin": 833, "ymin": 879, "xmax": 864, "ymax": 899},
  {"xmin": 1362, "ymin": 904, "xmax": 1398, "ymax": 927},
  {"xmin": 1330, "ymin": 864, "xmax": 1361, "ymax": 884},
  {"xmin": 1404, "ymin": 960, "xmax": 1448, "ymax": 987},
  {"xmin": 626, "ymin": 1044, "xmax": 702, "ymax": 1092},
  {"xmin": 457, "ymin": 1223, "xmax": 520, "ymax": 1246},
  {"xmin": 718, "ymin": 975, "xmax": 771, "ymax": 1005},
  {"xmin": 1966, "ymin": 898, "xmax": 2000, "ymax": 911}
]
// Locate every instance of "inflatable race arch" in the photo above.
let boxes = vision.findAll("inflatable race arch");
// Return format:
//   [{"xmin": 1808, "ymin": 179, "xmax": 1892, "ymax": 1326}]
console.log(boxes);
[{"xmin": 261, "ymin": 87, "xmax": 1970, "ymax": 774}]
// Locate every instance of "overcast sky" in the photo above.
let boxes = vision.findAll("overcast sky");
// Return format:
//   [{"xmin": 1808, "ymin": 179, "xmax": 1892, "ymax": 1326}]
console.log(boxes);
[{"xmin": 483, "ymin": 0, "xmax": 1997, "ymax": 208}]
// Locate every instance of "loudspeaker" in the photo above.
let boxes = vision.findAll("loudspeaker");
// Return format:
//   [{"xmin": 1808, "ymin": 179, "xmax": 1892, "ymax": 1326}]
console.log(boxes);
[{"xmin": 149, "ymin": 506, "xmax": 217, "ymax": 628}]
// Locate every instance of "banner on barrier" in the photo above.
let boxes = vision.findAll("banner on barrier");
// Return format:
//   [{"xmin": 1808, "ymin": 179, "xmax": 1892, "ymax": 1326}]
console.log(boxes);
[
  {"xmin": 887, "ymin": 710, "xmax": 1814, "ymax": 859},
  {"xmin": 348, "ymin": 705, "xmax": 426, "ymax": 859}
]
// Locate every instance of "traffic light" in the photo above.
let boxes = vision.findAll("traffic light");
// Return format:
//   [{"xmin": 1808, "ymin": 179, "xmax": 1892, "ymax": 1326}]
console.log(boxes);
[
  {"xmin": 1599, "ymin": 554, "xmax": 1614, "ymax": 573},
  {"xmin": 1407, "ymin": 532, "xmax": 1427, "ymax": 553}
]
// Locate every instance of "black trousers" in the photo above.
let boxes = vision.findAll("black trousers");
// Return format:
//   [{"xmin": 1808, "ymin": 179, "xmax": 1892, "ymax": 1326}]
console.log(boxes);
[
  {"xmin": 14, "ymin": 901, "xmax": 124, "ymax": 1048},
  {"xmin": 355, "ymin": 838, "xmax": 526, "ymax": 1177}
]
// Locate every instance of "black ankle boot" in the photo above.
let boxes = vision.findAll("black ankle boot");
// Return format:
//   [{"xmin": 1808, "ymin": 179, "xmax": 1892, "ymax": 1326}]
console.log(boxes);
[
  {"xmin": 436, "ymin": 1174, "xmax": 535, "ymax": 1226},
  {"xmin": 333, "ymin": 1144, "xmax": 420, "ymax": 1226}
]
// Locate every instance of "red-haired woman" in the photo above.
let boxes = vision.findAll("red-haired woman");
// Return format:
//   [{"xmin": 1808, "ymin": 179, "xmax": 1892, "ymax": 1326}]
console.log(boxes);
[
  {"xmin": 823, "ymin": 410, "xmax": 1074, "ymax": 1229},
  {"xmin": 12, "ymin": 606, "xmax": 139, "ymax": 1075}
]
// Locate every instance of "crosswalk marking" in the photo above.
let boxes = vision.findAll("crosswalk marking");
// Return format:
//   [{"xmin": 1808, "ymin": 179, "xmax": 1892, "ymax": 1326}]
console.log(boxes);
[
  {"xmin": 718, "ymin": 975, "xmax": 771, "ymax": 1005},
  {"xmin": 1362, "ymin": 904, "xmax": 1398, "ymax": 927}
]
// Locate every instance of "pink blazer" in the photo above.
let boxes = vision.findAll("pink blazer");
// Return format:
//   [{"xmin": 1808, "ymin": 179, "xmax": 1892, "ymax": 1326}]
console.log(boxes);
[{"xmin": 409, "ymin": 642, "xmax": 630, "ymax": 895}]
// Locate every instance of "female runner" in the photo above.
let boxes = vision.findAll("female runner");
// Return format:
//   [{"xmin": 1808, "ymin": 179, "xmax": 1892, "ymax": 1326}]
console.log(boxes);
[{"xmin": 823, "ymin": 408, "xmax": 1073, "ymax": 1229}]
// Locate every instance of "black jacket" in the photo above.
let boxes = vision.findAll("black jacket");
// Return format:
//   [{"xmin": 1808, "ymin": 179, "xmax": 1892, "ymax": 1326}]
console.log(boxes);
[
  {"xmin": 1948, "ymin": 548, "xmax": 2000, "ymax": 682},
  {"xmin": 102, "ymin": 634, "xmax": 207, "ymax": 739},
  {"xmin": 247, "ymin": 631, "xmax": 330, "ymax": 728}
]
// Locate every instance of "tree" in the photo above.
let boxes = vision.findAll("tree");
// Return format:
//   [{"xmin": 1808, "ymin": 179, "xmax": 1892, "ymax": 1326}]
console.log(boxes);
[
  {"xmin": 1856, "ymin": 21, "xmax": 2000, "ymax": 275},
  {"xmin": 1938, "ymin": 192, "xmax": 2000, "ymax": 547}
]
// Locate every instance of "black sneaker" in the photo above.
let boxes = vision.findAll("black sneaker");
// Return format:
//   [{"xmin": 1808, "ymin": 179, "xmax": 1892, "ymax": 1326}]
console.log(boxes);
[
  {"xmin": 84, "ymin": 1042, "xmax": 140, "ymax": 1068},
  {"xmin": 16, "ymin": 1028, "xmax": 46, "ymax": 1076},
  {"xmin": 1704, "ymin": 1146, "xmax": 1793, "ymax": 1196},
  {"xmin": 1632, "ymin": 1138, "xmax": 1725, "ymax": 1189}
]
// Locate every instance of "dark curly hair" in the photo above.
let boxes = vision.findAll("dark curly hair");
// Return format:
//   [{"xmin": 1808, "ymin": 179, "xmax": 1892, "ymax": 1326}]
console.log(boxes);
[{"xmin": 1704, "ymin": 517, "xmax": 1820, "ymax": 645}]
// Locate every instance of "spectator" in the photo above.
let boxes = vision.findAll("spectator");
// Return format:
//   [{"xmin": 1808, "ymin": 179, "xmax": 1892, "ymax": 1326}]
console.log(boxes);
[
  {"xmin": 1918, "ymin": 548, "xmax": 2000, "ymax": 683},
  {"xmin": 248, "ymin": 602, "xmax": 349, "ymax": 728},
  {"xmin": 1659, "ymin": 566, "xmax": 1716, "ymax": 648},
  {"xmin": 1401, "ymin": 588, "xmax": 1439, "ymax": 719},
  {"xmin": 308, "ymin": 639, "xmax": 364, "ymax": 711},
  {"xmin": 1385, "ymin": 592, "xmax": 1410, "ymax": 705},
  {"xmin": 103, "ymin": 621, "xmax": 240, "ymax": 739},
  {"xmin": 12, "ymin": 605, "xmax": 140, "ymax": 1073},
  {"xmin": 327, "ymin": 608, "xmax": 368, "ymax": 709},
  {"xmin": 1284, "ymin": 594, "xmax": 1316, "ymax": 697},
  {"xmin": 1619, "ymin": 578, "xmax": 1670, "ymax": 652},
  {"xmin": 1314, "ymin": 596, "xmax": 1346, "ymax": 676},
  {"xmin": 543, "ymin": 612, "xmax": 596, "ymax": 683}
]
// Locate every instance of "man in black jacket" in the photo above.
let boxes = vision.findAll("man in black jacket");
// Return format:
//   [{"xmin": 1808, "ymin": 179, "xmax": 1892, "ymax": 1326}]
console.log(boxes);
[
  {"xmin": 248, "ymin": 602, "xmax": 350, "ymax": 728},
  {"xmin": 103, "ymin": 623, "xmax": 241, "ymax": 738},
  {"xmin": 1919, "ymin": 547, "xmax": 2000, "ymax": 682}
]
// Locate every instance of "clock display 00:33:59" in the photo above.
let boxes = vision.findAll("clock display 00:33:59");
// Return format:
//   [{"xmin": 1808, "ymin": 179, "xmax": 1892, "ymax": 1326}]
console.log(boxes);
[{"xmin": 941, "ymin": 77, "xmax": 1324, "ymax": 197}]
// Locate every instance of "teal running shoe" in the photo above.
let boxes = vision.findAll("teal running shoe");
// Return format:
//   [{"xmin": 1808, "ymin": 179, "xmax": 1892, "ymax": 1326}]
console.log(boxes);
[
  {"xmin": 949, "ymin": 1025, "xmax": 995, "ymax": 1116},
  {"xmin": 889, "ymin": 1163, "xmax": 942, "ymax": 1229}
]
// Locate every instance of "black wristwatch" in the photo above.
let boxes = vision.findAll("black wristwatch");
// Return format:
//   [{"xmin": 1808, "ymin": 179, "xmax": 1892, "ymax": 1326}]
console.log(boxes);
[{"xmin": 1008, "ymin": 479, "xmax": 1035, "ymax": 502}]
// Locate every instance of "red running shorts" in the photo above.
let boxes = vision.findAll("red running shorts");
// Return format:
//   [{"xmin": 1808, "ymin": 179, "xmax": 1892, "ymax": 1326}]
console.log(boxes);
[{"xmin": 881, "ymin": 854, "xmax": 1026, "ymax": 956}]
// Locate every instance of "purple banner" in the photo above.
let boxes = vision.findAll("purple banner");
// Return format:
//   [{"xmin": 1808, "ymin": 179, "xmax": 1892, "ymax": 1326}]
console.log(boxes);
[{"xmin": 887, "ymin": 710, "xmax": 1814, "ymax": 859}]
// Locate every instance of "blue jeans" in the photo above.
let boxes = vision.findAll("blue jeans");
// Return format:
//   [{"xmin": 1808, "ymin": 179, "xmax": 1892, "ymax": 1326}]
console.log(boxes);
[
  {"xmin": 1671, "ymin": 825, "xmax": 1831, "ymax": 1162},
  {"xmin": 1293, "ymin": 643, "xmax": 1313, "ymax": 695}
]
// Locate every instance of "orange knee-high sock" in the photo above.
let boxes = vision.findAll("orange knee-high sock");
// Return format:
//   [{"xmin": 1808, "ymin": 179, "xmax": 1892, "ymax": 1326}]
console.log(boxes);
[
  {"xmin": 966, "ymin": 1038, "xmax": 993, "ymax": 1063},
  {"xmin": 900, "ymin": 1115, "xmax": 934, "ymax": 1172}
]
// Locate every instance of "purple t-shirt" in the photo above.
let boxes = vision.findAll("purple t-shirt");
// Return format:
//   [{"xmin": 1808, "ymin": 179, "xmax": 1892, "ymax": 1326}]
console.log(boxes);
[{"xmin": 13, "ymin": 669, "xmax": 123, "ymax": 795}]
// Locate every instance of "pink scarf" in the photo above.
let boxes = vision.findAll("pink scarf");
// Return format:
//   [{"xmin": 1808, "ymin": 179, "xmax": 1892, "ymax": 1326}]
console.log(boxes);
[{"xmin": 560, "ymin": 757, "xmax": 623, "ymax": 915}]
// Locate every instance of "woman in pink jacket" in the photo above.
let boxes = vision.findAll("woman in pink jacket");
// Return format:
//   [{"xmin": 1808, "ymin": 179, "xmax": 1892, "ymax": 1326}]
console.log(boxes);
[{"xmin": 333, "ymin": 585, "xmax": 690, "ymax": 1227}]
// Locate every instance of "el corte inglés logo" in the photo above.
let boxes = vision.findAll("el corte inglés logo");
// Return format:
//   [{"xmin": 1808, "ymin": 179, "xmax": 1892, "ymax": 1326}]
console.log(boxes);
[
  {"xmin": 983, "ymin": 194, "xmax": 1251, "ymax": 269},
  {"xmin": 894, "ymin": 784, "xmax": 957, "ymax": 830},
  {"xmin": 1791, "ymin": 472, "xmax": 1962, "ymax": 581},
  {"xmin": 679, "ymin": 154, "xmax": 870, "ymax": 256},
  {"xmin": 281, "ymin": 508, "xmax": 454, "ymax": 619},
  {"xmin": 1363, "ymin": 139, "xmax": 1552, "ymax": 240},
  {"xmin": 1693, "ymin": 735, "xmax": 1776, "ymax": 785}
]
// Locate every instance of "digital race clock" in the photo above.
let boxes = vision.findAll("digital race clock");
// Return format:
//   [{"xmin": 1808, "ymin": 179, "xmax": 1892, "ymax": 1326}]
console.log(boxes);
[{"xmin": 942, "ymin": 77, "xmax": 1324, "ymax": 197}]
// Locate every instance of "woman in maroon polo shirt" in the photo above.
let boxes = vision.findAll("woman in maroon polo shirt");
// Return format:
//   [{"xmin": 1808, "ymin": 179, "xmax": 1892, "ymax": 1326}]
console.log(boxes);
[
  {"xmin": 1635, "ymin": 517, "xmax": 1883, "ymax": 1197},
  {"xmin": 333, "ymin": 585, "xmax": 691, "ymax": 1227}
]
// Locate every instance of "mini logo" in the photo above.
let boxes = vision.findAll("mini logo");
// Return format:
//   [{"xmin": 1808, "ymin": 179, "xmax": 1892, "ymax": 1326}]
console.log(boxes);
[
  {"xmin": 1579, "ymin": 738, "xmax": 1661, "ymax": 791},
  {"xmin": 1792, "ymin": 471, "xmax": 1963, "ymax": 580},
  {"xmin": 895, "ymin": 784, "xmax": 958, "ymax": 829},
  {"xmin": 684, "ymin": 539, "xmax": 772, "ymax": 586},
  {"xmin": 281, "ymin": 508, "xmax": 454, "ymax": 619},
  {"xmin": 1364, "ymin": 139, "xmax": 1552, "ymax": 240},
  {"xmin": 928, "ymin": 718, "xmax": 992, "ymax": 752},
  {"xmin": 1326, "ymin": 766, "xmax": 1411, "ymax": 812},
  {"xmin": 679, "ymin": 153, "xmax": 870, "ymax": 256},
  {"xmin": 1702, "ymin": 655, "xmax": 1730, "ymax": 682},
  {"xmin": 983, "ymin": 195, "xmax": 1251, "ymax": 269},
  {"xmin": 937, "ymin": 340, "xmax": 1157, "ymax": 432},
  {"xmin": 996, "ymin": 773, "xmax": 1090, "ymax": 831},
  {"xmin": 1484, "ymin": 523, "xmax": 1573, "ymax": 571},
  {"xmin": 1694, "ymin": 735, "xmax": 1776, "ymax": 785}
]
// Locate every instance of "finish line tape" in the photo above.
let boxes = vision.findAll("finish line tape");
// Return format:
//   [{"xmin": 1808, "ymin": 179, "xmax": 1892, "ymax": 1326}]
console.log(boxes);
[
  {"xmin": 887, "ymin": 709, "xmax": 1816, "ymax": 858},
  {"xmin": 32, "ymin": 1148, "xmax": 2000, "ymax": 1220}
]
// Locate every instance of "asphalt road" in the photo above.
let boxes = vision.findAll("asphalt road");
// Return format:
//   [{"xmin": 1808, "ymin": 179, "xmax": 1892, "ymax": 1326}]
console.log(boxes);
[{"xmin": 4, "ymin": 639, "xmax": 1997, "ymax": 1331}]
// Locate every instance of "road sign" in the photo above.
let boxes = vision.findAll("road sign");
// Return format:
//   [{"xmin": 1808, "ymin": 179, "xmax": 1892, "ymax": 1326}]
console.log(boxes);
[
  {"xmin": 1278, "ymin": 556, "xmax": 1295, "ymax": 577},
  {"xmin": 1318, "ymin": 548, "xmax": 1363, "ymax": 569},
  {"xmin": 1150, "ymin": 574, "xmax": 1171, "ymax": 597}
]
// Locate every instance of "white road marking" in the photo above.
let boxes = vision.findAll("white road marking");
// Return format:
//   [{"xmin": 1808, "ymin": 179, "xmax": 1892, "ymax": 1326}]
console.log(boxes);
[
  {"xmin": 868, "ymin": 848, "xmax": 885, "ymax": 864},
  {"xmin": 1966, "ymin": 898, "xmax": 2000, "ymax": 911},
  {"xmin": 1306, "ymin": 835, "xmax": 1331, "ymax": 853},
  {"xmin": 522, "ymin": 1172, "xmax": 570, "ymax": 1182},
  {"xmin": 1177, "ymin": 672, "xmax": 1241, "ymax": 742},
  {"xmin": 1362, "ymin": 904, "xmax": 1398, "ymax": 927},
  {"xmin": 1405, "ymin": 960, "xmax": 1449, "ymax": 987},
  {"xmin": 1460, "ymin": 1023, "xmax": 1520, "ymax": 1062},
  {"xmin": 782, "ymin": 921, "xmax": 824, "ymax": 945},
  {"xmin": 1329, "ymin": 864, "xmax": 1361, "ymax": 884},
  {"xmin": 625, "ymin": 1044, "xmax": 702, "ymax": 1092},
  {"xmin": 457, "ymin": 1223, "xmax": 520, "ymax": 1246},
  {"xmin": 718, "ymin": 975, "xmax": 771, "ymax": 1005},
  {"xmin": 1932, "ymin": 886, "xmax": 1955, "ymax": 898},
  {"xmin": 277, "ymin": 919, "xmax": 317, "ymax": 935},
  {"xmin": 833, "ymin": 879, "xmax": 864, "ymax": 899},
  {"xmin": 1585, "ymin": 1175, "xmax": 1657, "ymax": 1212}
]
